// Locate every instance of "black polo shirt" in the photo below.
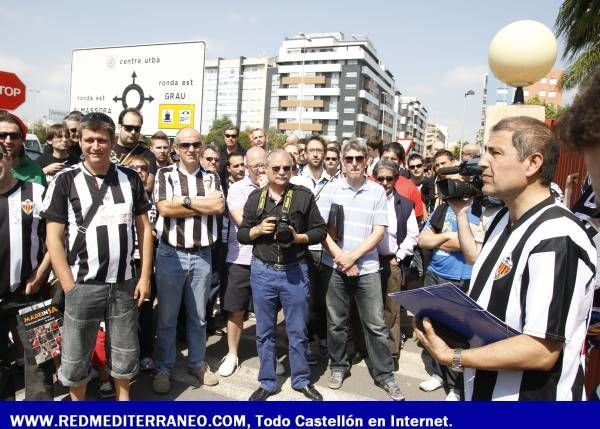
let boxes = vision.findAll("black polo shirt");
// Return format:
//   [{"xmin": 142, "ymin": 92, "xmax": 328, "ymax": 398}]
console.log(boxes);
[{"xmin": 237, "ymin": 183, "xmax": 326, "ymax": 265}]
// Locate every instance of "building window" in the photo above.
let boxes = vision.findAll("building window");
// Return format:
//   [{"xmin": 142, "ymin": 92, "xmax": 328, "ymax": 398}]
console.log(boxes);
[
  {"xmin": 549, "ymin": 78, "xmax": 558, "ymax": 85},
  {"xmin": 345, "ymin": 96, "xmax": 355, "ymax": 102},
  {"xmin": 539, "ymin": 90, "xmax": 546, "ymax": 96},
  {"xmin": 346, "ymin": 83, "xmax": 356, "ymax": 90},
  {"xmin": 548, "ymin": 91, "xmax": 556, "ymax": 98},
  {"xmin": 343, "ymin": 120, "xmax": 354, "ymax": 126},
  {"xmin": 343, "ymin": 108, "xmax": 355, "ymax": 114},
  {"xmin": 541, "ymin": 78, "xmax": 548, "ymax": 84},
  {"xmin": 346, "ymin": 71, "xmax": 357, "ymax": 78}
]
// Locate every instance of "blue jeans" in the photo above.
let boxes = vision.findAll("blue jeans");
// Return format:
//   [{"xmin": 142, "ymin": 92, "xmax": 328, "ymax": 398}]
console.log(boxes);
[
  {"xmin": 251, "ymin": 258, "xmax": 311, "ymax": 392},
  {"xmin": 326, "ymin": 268, "xmax": 394, "ymax": 385},
  {"xmin": 155, "ymin": 243, "xmax": 211, "ymax": 372}
]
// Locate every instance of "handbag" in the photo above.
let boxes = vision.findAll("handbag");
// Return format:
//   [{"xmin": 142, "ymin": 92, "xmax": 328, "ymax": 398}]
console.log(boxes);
[{"xmin": 327, "ymin": 203, "xmax": 344, "ymax": 241}]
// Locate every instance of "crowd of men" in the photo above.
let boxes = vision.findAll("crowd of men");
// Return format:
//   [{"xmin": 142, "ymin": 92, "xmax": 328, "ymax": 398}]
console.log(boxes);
[{"xmin": 1, "ymin": 69, "xmax": 599, "ymax": 402}]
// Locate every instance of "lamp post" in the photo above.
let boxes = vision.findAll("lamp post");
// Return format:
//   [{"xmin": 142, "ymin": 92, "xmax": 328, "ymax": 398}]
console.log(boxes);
[
  {"xmin": 460, "ymin": 89, "xmax": 475, "ymax": 157},
  {"xmin": 298, "ymin": 33, "xmax": 312, "ymax": 136},
  {"xmin": 380, "ymin": 91, "xmax": 388, "ymax": 140}
]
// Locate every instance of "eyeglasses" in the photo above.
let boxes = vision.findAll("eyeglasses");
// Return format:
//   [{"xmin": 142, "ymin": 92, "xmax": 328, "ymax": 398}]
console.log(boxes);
[
  {"xmin": 81, "ymin": 112, "xmax": 115, "ymax": 127},
  {"xmin": 248, "ymin": 163, "xmax": 266, "ymax": 170},
  {"xmin": 224, "ymin": 134, "xmax": 238, "ymax": 139},
  {"xmin": 204, "ymin": 156, "xmax": 218, "ymax": 162},
  {"xmin": 178, "ymin": 141, "xmax": 202, "ymax": 149},
  {"xmin": 408, "ymin": 163, "xmax": 423, "ymax": 170},
  {"xmin": 307, "ymin": 148, "xmax": 324, "ymax": 154},
  {"xmin": 69, "ymin": 128, "xmax": 78, "ymax": 136},
  {"xmin": 344, "ymin": 155, "xmax": 365, "ymax": 164},
  {"xmin": 325, "ymin": 157, "xmax": 338, "ymax": 161},
  {"xmin": 376, "ymin": 176, "xmax": 396, "ymax": 183},
  {"xmin": 123, "ymin": 125, "xmax": 142, "ymax": 133},
  {"xmin": 0, "ymin": 132, "xmax": 22, "ymax": 141},
  {"xmin": 271, "ymin": 165, "xmax": 292, "ymax": 173},
  {"xmin": 128, "ymin": 164, "xmax": 148, "ymax": 172}
]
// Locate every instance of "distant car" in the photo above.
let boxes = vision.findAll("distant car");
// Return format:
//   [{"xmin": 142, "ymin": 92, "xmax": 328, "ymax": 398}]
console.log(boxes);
[{"xmin": 24, "ymin": 134, "xmax": 43, "ymax": 161}]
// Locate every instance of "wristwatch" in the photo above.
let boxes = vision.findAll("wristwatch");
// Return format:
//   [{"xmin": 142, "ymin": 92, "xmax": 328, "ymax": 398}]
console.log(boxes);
[
  {"xmin": 182, "ymin": 196, "xmax": 192, "ymax": 209},
  {"xmin": 450, "ymin": 348, "xmax": 463, "ymax": 372}
]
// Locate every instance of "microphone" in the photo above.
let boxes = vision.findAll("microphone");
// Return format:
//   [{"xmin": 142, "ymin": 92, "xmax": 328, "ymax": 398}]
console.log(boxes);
[{"xmin": 436, "ymin": 166, "xmax": 460, "ymax": 176}]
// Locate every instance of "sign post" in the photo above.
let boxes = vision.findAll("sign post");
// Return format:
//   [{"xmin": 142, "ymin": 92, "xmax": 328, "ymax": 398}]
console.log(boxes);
[{"xmin": 0, "ymin": 71, "xmax": 26, "ymax": 110}]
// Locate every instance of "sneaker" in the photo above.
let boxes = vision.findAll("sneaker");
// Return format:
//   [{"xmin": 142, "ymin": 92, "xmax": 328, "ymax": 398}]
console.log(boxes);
[
  {"xmin": 276, "ymin": 361, "xmax": 286, "ymax": 376},
  {"xmin": 188, "ymin": 362, "xmax": 219, "ymax": 386},
  {"xmin": 153, "ymin": 371, "xmax": 171, "ymax": 394},
  {"xmin": 445, "ymin": 389, "xmax": 461, "ymax": 401},
  {"xmin": 218, "ymin": 354, "xmax": 239, "ymax": 377},
  {"xmin": 306, "ymin": 343, "xmax": 318, "ymax": 366},
  {"xmin": 327, "ymin": 370, "xmax": 346, "ymax": 389},
  {"xmin": 380, "ymin": 380, "xmax": 405, "ymax": 401},
  {"xmin": 419, "ymin": 374, "xmax": 443, "ymax": 392},
  {"xmin": 140, "ymin": 357, "xmax": 154, "ymax": 372},
  {"xmin": 98, "ymin": 381, "xmax": 115, "ymax": 398}
]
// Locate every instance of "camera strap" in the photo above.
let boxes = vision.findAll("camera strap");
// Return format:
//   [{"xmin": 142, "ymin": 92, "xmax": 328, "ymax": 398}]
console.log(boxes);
[{"xmin": 256, "ymin": 186, "xmax": 294, "ymax": 217}]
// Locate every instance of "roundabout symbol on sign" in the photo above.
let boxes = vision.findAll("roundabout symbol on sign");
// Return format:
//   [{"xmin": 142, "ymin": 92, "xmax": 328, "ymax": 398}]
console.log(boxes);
[{"xmin": 113, "ymin": 71, "xmax": 154, "ymax": 110}]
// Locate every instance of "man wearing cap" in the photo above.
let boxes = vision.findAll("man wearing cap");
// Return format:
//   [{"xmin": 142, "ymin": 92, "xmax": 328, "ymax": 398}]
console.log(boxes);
[{"xmin": 0, "ymin": 111, "xmax": 46, "ymax": 186}]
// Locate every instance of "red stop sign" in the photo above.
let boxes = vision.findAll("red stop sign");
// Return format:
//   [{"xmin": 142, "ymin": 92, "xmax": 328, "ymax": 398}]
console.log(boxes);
[{"xmin": 0, "ymin": 71, "xmax": 26, "ymax": 110}]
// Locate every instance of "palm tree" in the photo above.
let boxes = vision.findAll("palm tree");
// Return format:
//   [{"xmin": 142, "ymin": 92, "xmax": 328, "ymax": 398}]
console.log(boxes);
[{"xmin": 555, "ymin": 0, "xmax": 600, "ymax": 89}]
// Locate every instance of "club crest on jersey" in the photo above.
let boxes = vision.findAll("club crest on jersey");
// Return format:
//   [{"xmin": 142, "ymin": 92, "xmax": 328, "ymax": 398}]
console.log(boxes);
[
  {"xmin": 21, "ymin": 199, "xmax": 34, "ymax": 215},
  {"xmin": 495, "ymin": 255, "xmax": 513, "ymax": 280}
]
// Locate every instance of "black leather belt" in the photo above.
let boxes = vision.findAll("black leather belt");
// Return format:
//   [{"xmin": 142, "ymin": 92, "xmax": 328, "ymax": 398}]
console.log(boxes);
[
  {"xmin": 164, "ymin": 242, "xmax": 203, "ymax": 253},
  {"xmin": 261, "ymin": 260, "xmax": 303, "ymax": 271}
]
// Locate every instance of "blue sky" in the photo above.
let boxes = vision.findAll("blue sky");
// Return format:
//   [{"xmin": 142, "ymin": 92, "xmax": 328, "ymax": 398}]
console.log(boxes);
[{"xmin": 3, "ymin": 0, "xmax": 568, "ymax": 141}]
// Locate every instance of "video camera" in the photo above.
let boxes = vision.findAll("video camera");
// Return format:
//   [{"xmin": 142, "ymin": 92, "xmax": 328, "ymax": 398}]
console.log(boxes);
[{"xmin": 436, "ymin": 158, "xmax": 483, "ymax": 200}]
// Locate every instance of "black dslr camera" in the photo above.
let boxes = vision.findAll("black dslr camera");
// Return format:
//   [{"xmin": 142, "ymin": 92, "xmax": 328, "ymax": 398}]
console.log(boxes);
[
  {"xmin": 436, "ymin": 158, "xmax": 484, "ymax": 200},
  {"xmin": 274, "ymin": 214, "xmax": 294, "ymax": 245}
]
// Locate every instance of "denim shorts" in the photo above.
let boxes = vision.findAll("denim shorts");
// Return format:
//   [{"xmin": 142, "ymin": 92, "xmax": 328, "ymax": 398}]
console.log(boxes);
[{"xmin": 58, "ymin": 278, "xmax": 139, "ymax": 387}]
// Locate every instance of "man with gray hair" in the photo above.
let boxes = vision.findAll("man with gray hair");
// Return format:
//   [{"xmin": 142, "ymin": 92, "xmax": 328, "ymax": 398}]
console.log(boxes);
[
  {"xmin": 318, "ymin": 139, "xmax": 405, "ymax": 400},
  {"xmin": 238, "ymin": 150, "xmax": 326, "ymax": 401}
]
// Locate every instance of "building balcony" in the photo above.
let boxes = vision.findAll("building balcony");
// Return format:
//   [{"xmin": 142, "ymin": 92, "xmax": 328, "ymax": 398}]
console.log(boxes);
[
  {"xmin": 281, "ymin": 76, "xmax": 326, "ymax": 85},
  {"xmin": 278, "ymin": 122, "xmax": 323, "ymax": 132},
  {"xmin": 280, "ymin": 99, "xmax": 324, "ymax": 108}
]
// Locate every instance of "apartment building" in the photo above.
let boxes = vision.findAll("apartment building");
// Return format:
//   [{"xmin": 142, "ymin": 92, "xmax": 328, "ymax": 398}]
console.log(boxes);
[
  {"xmin": 269, "ymin": 32, "xmax": 400, "ymax": 142},
  {"xmin": 397, "ymin": 96, "xmax": 428, "ymax": 154},
  {"xmin": 423, "ymin": 123, "xmax": 447, "ymax": 157},
  {"xmin": 201, "ymin": 56, "xmax": 275, "ymax": 135},
  {"xmin": 524, "ymin": 69, "xmax": 563, "ymax": 106}
]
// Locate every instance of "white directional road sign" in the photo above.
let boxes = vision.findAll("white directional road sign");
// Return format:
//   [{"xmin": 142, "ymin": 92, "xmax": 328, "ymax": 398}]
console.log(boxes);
[{"xmin": 70, "ymin": 41, "xmax": 205, "ymax": 137}]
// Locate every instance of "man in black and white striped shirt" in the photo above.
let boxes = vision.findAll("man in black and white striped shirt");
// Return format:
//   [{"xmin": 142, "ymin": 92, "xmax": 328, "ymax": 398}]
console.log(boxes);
[
  {"xmin": 43, "ymin": 112, "xmax": 153, "ymax": 401},
  {"xmin": 0, "ymin": 142, "xmax": 54, "ymax": 400},
  {"xmin": 152, "ymin": 127, "xmax": 224, "ymax": 394},
  {"xmin": 416, "ymin": 116, "xmax": 596, "ymax": 400}
]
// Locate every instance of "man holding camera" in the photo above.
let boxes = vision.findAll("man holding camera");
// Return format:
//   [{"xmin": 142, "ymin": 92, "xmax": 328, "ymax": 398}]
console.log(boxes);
[
  {"xmin": 416, "ymin": 117, "xmax": 596, "ymax": 400},
  {"xmin": 417, "ymin": 149, "xmax": 482, "ymax": 399},
  {"xmin": 238, "ymin": 150, "xmax": 326, "ymax": 401}
]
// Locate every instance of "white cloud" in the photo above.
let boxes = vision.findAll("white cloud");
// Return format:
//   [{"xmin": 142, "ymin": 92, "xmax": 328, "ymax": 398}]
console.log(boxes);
[{"xmin": 442, "ymin": 64, "xmax": 488, "ymax": 87}]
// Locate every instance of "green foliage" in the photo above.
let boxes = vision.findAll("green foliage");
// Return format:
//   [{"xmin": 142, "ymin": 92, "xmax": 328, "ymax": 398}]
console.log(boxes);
[
  {"xmin": 238, "ymin": 130, "xmax": 251, "ymax": 150},
  {"xmin": 30, "ymin": 120, "xmax": 47, "ymax": 144},
  {"xmin": 555, "ymin": 0, "xmax": 600, "ymax": 89},
  {"xmin": 267, "ymin": 128, "xmax": 287, "ymax": 149},
  {"xmin": 525, "ymin": 96, "xmax": 564, "ymax": 119},
  {"xmin": 452, "ymin": 144, "xmax": 462, "ymax": 160}
]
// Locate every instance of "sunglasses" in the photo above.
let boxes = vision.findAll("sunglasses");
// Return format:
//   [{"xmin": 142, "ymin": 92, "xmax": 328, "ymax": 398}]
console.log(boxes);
[
  {"xmin": 128, "ymin": 164, "xmax": 148, "ymax": 172},
  {"xmin": 0, "ymin": 132, "xmax": 22, "ymax": 141},
  {"xmin": 376, "ymin": 176, "xmax": 396, "ymax": 183},
  {"xmin": 69, "ymin": 128, "xmax": 78, "ymax": 135},
  {"xmin": 408, "ymin": 163, "xmax": 423, "ymax": 170},
  {"xmin": 325, "ymin": 157, "xmax": 338, "ymax": 161},
  {"xmin": 82, "ymin": 112, "xmax": 115, "ymax": 127},
  {"xmin": 123, "ymin": 124, "xmax": 142, "ymax": 133},
  {"xmin": 204, "ymin": 156, "xmax": 218, "ymax": 162},
  {"xmin": 224, "ymin": 134, "xmax": 238, "ymax": 138},
  {"xmin": 178, "ymin": 142, "xmax": 202, "ymax": 149},
  {"xmin": 344, "ymin": 155, "xmax": 365, "ymax": 164},
  {"xmin": 271, "ymin": 165, "xmax": 292, "ymax": 173}
]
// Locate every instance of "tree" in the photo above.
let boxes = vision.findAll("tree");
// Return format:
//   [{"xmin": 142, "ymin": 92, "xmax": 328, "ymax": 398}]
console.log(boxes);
[
  {"xmin": 30, "ymin": 120, "xmax": 47, "ymax": 144},
  {"xmin": 204, "ymin": 116, "xmax": 234, "ymax": 148},
  {"xmin": 267, "ymin": 128, "xmax": 287, "ymax": 149},
  {"xmin": 525, "ymin": 96, "xmax": 565, "ymax": 119},
  {"xmin": 555, "ymin": 0, "xmax": 600, "ymax": 89}
]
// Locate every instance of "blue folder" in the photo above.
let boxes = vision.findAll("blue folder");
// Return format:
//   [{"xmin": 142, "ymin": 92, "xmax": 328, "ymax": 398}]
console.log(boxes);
[{"xmin": 390, "ymin": 283, "xmax": 519, "ymax": 348}]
